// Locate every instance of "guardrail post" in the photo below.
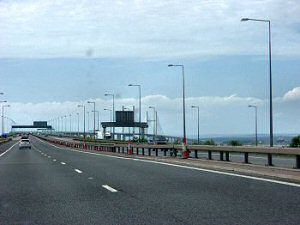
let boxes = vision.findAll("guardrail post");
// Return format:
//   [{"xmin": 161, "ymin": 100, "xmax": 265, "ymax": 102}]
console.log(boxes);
[
  {"xmin": 155, "ymin": 149, "xmax": 158, "ymax": 157},
  {"xmin": 142, "ymin": 148, "xmax": 145, "ymax": 155},
  {"xmin": 122, "ymin": 147, "xmax": 124, "ymax": 154},
  {"xmin": 163, "ymin": 149, "xmax": 167, "ymax": 156},
  {"xmin": 194, "ymin": 150, "xmax": 198, "ymax": 158},
  {"xmin": 118, "ymin": 147, "xmax": 120, "ymax": 153},
  {"xmin": 267, "ymin": 153, "xmax": 273, "ymax": 166},
  {"xmin": 244, "ymin": 152, "xmax": 249, "ymax": 164},
  {"xmin": 225, "ymin": 152, "xmax": 230, "ymax": 161},
  {"xmin": 208, "ymin": 151, "xmax": 212, "ymax": 160},
  {"xmin": 136, "ymin": 147, "xmax": 139, "ymax": 155},
  {"xmin": 220, "ymin": 151, "xmax": 224, "ymax": 161},
  {"xmin": 296, "ymin": 155, "xmax": 300, "ymax": 169},
  {"xmin": 148, "ymin": 148, "xmax": 151, "ymax": 156}
]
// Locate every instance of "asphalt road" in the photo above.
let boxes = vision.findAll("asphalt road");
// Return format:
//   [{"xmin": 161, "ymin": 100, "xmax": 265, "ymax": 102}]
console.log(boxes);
[{"xmin": 0, "ymin": 136, "xmax": 300, "ymax": 225}]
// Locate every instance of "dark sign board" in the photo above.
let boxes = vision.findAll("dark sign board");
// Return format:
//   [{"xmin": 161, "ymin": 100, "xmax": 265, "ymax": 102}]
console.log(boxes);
[
  {"xmin": 116, "ymin": 111, "xmax": 134, "ymax": 123},
  {"xmin": 33, "ymin": 121, "xmax": 48, "ymax": 128}
]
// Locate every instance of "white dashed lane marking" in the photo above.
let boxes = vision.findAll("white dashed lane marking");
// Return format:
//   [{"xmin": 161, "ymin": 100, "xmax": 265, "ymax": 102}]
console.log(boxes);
[
  {"xmin": 60, "ymin": 162, "xmax": 66, "ymax": 165},
  {"xmin": 74, "ymin": 169, "xmax": 83, "ymax": 174},
  {"xmin": 102, "ymin": 185, "xmax": 118, "ymax": 193}
]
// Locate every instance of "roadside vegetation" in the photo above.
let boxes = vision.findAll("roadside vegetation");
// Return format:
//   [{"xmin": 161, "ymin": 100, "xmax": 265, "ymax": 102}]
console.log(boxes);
[
  {"xmin": 228, "ymin": 140, "xmax": 243, "ymax": 146},
  {"xmin": 290, "ymin": 135, "xmax": 300, "ymax": 147}
]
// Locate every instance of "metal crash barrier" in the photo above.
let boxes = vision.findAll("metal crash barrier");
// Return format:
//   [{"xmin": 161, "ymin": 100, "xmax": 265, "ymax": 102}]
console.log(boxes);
[{"xmin": 35, "ymin": 135, "xmax": 300, "ymax": 169}]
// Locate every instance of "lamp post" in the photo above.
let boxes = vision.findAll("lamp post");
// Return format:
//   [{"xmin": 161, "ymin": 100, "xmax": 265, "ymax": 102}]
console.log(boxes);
[
  {"xmin": 104, "ymin": 108, "xmax": 112, "ymax": 134},
  {"xmin": 57, "ymin": 117, "xmax": 59, "ymax": 134},
  {"xmin": 248, "ymin": 105, "xmax": 258, "ymax": 146},
  {"xmin": 241, "ymin": 18, "xmax": 273, "ymax": 147},
  {"xmin": 78, "ymin": 105, "xmax": 86, "ymax": 139},
  {"xmin": 64, "ymin": 115, "xmax": 67, "ymax": 134},
  {"xmin": 69, "ymin": 114, "xmax": 72, "ymax": 136},
  {"xmin": 92, "ymin": 110, "xmax": 100, "ymax": 131},
  {"xmin": 76, "ymin": 112, "xmax": 80, "ymax": 137},
  {"xmin": 168, "ymin": 64, "xmax": 186, "ymax": 145},
  {"xmin": 128, "ymin": 84, "xmax": 141, "ymax": 140},
  {"xmin": 191, "ymin": 105, "xmax": 200, "ymax": 144},
  {"xmin": 0, "ymin": 100, "xmax": 7, "ymax": 135},
  {"xmin": 88, "ymin": 101, "xmax": 96, "ymax": 140},
  {"xmin": 105, "ymin": 93, "xmax": 115, "ymax": 140},
  {"xmin": 87, "ymin": 111, "xmax": 90, "ymax": 134},
  {"xmin": 149, "ymin": 106, "xmax": 157, "ymax": 143},
  {"xmin": 2, "ymin": 104, "xmax": 10, "ymax": 135},
  {"xmin": 104, "ymin": 108, "xmax": 112, "ymax": 122}
]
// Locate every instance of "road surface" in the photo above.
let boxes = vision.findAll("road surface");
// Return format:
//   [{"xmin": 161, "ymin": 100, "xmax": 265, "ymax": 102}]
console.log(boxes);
[{"xmin": 0, "ymin": 136, "xmax": 299, "ymax": 224}]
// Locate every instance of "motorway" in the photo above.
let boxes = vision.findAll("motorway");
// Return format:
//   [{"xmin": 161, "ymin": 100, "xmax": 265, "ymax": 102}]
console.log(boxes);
[{"xmin": 0, "ymin": 136, "xmax": 300, "ymax": 225}]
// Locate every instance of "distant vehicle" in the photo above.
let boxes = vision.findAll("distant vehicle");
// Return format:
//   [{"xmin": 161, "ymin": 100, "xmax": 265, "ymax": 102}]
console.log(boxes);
[
  {"xmin": 21, "ymin": 135, "xmax": 29, "ymax": 140},
  {"xmin": 148, "ymin": 136, "xmax": 168, "ymax": 145},
  {"xmin": 19, "ymin": 139, "xmax": 31, "ymax": 149}
]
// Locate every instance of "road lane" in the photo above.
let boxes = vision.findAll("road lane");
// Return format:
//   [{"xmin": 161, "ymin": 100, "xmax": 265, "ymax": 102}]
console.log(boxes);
[
  {"xmin": 32, "ymin": 136, "xmax": 300, "ymax": 224},
  {"xmin": 1, "ymin": 136, "xmax": 300, "ymax": 224}
]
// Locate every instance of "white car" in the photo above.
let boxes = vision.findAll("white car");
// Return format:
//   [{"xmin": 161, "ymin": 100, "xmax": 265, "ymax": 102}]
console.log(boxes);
[{"xmin": 19, "ymin": 139, "xmax": 31, "ymax": 149}]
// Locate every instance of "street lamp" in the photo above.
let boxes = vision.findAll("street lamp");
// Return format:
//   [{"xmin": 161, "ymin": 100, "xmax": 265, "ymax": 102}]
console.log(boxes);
[
  {"xmin": 104, "ymin": 108, "xmax": 112, "ymax": 134},
  {"xmin": 69, "ymin": 114, "xmax": 72, "ymax": 136},
  {"xmin": 128, "ymin": 84, "xmax": 142, "ymax": 140},
  {"xmin": 248, "ymin": 105, "xmax": 258, "ymax": 146},
  {"xmin": 104, "ymin": 108, "xmax": 112, "ymax": 122},
  {"xmin": 168, "ymin": 64, "xmax": 187, "ymax": 145},
  {"xmin": 104, "ymin": 93, "xmax": 115, "ymax": 140},
  {"xmin": 78, "ymin": 104, "xmax": 86, "ymax": 139},
  {"xmin": 1, "ymin": 104, "xmax": 10, "ymax": 135},
  {"xmin": 88, "ymin": 101, "xmax": 96, "ymax": 139},
  {"xmin": 92, "ymin": 110, "xmax": 100, "ymax": 131},
  {"xmin": 149, "ymin": 106, "xmax": 157, "ymax": 143},
  {"xmin": 76, "ymin": 112, "xmax": 80, "ymax": 137},
  {"xmin": 87, "ymin": 111, "xmax": 90, "ymax": 133},
  {"xmin": 64, "ymin": 115, "xmax": 67, "ymax": 133},
  {"xmin": 241, "ymin": 17, "xmax": 273, "ymax": 147},
  {"xmin": 191, "ymin": 105, "xmax": 200, "ymax": 144}
]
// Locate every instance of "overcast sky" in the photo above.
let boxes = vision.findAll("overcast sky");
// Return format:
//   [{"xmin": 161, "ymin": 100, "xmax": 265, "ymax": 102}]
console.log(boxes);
[{"xmin": 1, "ymin": 0, "xmax": 300, "ymax": 137}]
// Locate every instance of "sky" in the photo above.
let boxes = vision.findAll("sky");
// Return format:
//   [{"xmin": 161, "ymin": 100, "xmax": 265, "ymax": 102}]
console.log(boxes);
[{"xmin": 1, "ymin": 0, "xmax": 300, "ymax": 137}]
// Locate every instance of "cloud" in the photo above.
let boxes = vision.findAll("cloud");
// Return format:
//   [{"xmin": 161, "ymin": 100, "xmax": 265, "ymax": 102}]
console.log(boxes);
[
  {"xmin": 4, "ymin": 86, "xmax": 300, "ymax": 135},
  {"xmin": 282, "ymin": 87, "xmax": 300, "ymax": 102},
  {"xmin": 1, "ymin": 0, "xmax": 300, "ymax": 58}
]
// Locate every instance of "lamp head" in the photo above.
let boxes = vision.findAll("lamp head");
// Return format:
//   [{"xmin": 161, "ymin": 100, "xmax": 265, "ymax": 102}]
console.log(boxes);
[
  {"xmin": 168, "ymin": 64, "xmax": 173, "ymax": 67},
  {"xmin": 241, "ymin": 18, "xmax": 249, "ymax": 22}
]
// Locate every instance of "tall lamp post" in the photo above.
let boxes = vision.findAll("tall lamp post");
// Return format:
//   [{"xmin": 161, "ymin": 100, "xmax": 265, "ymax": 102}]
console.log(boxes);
[
  {"xmin": 191, "ymin": 105, "xmax": 200, "ymax": 144},
  {"xmin": 168, "ymin": 64, "xmax": 187, "ymax": 146},
  {"xmin": 69, "ymin": 114, "xmax": 72, "ymax": 136},
  {"xmin": 88, "ymin": 101, "xmax": 96, "ymax": 139},
  {"xmin": 149, "ymin": 106, "xmax": 157, "ymax": 143},
  {"xmin": 92, "ymin": 110, "xmax": 100, "ymax": 131},
  {"xmin": 0, "ymin": 100, "xmax": 7, "ymax": 135},
  {"xmin": 105, "ymin": 93, "xmax": 115, "ymax": 140},
  {"xmin": 76, "ymin": 112, "xmax": 80, "ymax": 137},
  {"xmin": 78, "ymin": 104, "xmax": 86, "ymax": 139},
  {"xmin": 104, "ymin": 108, "xmax": 112, "ymax": 134},
  {"xmin": 241, "ymin": 18, "xmax": 273, "ymax": 148},
  {"xmin": 248, "ymin": 105, "xmax": 258, "ymax": 146},
  {"xmin": 64, "ymin": 115, "xmax": 67, "ymax": 134},
  {"xmin": 128, "ymin": 84, "xmax": 141, "ymax": 140},
  {"xmin": 2, "ymin": 104, "xmax": 10, "ymax": 136}
]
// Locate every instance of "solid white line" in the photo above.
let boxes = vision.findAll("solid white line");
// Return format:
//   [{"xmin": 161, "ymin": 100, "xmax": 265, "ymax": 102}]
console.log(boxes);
[
  {"xmin": 0, "ymin": 142, "xmax": 19, "ymax": 158},
  {"xmin": 74, "ymin": 169, "xmax": 83, "ymax": 174},
  {"xmin": 102, "ymin": 185, "xmax": 118, "ymax": 193},
  {"xmin": 36, "ymin": 137, "xmax": 300, "ymax": 188},
  {"xmin": 60, "ymin": 162, "xmax": 66, "ymax": 165}
]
